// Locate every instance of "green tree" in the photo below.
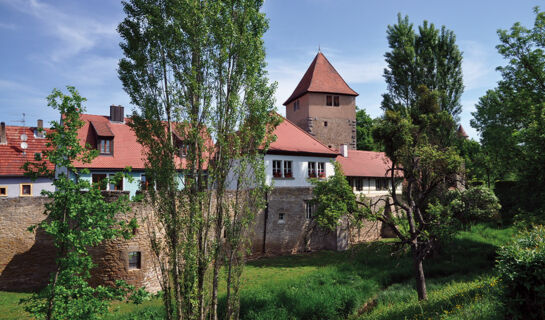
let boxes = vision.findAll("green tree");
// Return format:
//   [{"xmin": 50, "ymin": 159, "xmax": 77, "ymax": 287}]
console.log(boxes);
[
  {"xmin": 471, "ymin": 8, "xmax": 545, "ymax": 211},
  {"xmin": 374, "ymin": 85, "xmax": 463, "ymax": 300},
  {"xmin": 118, "ymin": 0, "xmax": 277, "ymax": 319},
  {"xmin": 22, "ymin": 87, "xmax": 140, "ymax": 320},
  {"xmin": 356, "ymin": 108, "xmax": 381, "ymax": 151},
  {"xmin": 454, "ymin": 137, "xmax": 492, "ymax": 187},
  {"xmin": 383, "ymin": 14, "xmax": 464, "ymax": 121},
  {"xmin": 310, "ymin": 162, "xmax": 366, "ymax": 230}
]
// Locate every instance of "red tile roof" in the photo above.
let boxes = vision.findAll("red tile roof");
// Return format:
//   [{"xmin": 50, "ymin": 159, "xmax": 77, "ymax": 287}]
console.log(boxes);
[
  {"xmin": 267, "ymin": 116, "xmax": 338, "ymax": 157},
  {"xmin": 0, "ymin": 126, "xmax": 54, "ymax": 176},
  {"xmin": 74, "ymin": 114, "xmax": 148, "ymax": 170},
  {"xmin": 90, "ymin": 120, "xmax": 114, "ymax": 137},
  {"xmin": 457, "ymin": 125, "xmax": 469, "ymax": 139},
  {"xmin": 283, "ymin": 52, "xmax": 358, "ymax": 105},
  {"xmin": 336, "ymin": 150, "xmax": 394, "ymax": 177},
  {"xmin": 74, "ymin": 114, "xmax": 211, "ymax": 170}
]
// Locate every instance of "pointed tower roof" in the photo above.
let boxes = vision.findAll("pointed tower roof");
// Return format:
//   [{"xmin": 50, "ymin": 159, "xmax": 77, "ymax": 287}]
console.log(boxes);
[
  {"xmin": 457, "ymin": 125, "xmax": 469, "ymax": 139},
  {"xmin": 283, "ymin": 52, "xmax": 358, "ymax": 105}
]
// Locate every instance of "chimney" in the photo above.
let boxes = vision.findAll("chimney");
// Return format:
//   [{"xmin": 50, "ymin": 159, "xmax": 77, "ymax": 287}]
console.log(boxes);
[
  {"xmin": 340, "ymin": 144, "xmax": 348, "ymax": 158},
  {"xmin": 0, "ymin": 122, "xmax": 6, "ymax": 145},
  {"xmin": 36, "ymin": 119, "xmax": 44, "ymax": 138},
  {"xmin": 110, "ymin": 105, "xmax": 124, "ymax": 123}
]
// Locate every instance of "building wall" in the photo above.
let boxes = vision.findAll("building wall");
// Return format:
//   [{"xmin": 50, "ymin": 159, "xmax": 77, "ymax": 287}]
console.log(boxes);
[
  {"xmin": 0, "ymin": 194, "xmax": 161, "ymax": 293},
  {"xmin": 0, "ymin": 177, "xmax": 54, "ymax": 198},
  {"xmin": 264, "ymin": 154, "xmax": 335, "ymax": 188},
  {"xmin": 286, "ymin": 92, "xmax": 357, "ymax": 151},
  {"xmin": 249, "ymin": 187, "xmax": 338, "ymax": 256}
]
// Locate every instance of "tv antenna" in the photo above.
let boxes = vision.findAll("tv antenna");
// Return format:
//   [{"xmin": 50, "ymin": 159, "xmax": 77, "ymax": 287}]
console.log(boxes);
[{"xmin": 12, "ymin": 113, "xmax": 28, "ymax": 155}]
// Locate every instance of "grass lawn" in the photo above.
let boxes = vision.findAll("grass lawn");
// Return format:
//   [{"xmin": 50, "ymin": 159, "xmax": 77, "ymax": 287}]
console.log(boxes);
[{"xmin": 0, "ymin": 224, "xmax": 515, "ymax": 320}]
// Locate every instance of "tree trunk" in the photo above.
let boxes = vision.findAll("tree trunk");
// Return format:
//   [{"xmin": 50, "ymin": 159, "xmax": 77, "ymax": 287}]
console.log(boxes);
[{"xmin": 412, "ymin": 243, "xmax": 427, "ymax": 300}]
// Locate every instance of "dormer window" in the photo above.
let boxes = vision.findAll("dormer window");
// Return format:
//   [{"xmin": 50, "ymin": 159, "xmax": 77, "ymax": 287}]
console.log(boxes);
[{"xmin": 98, "ymin": 138, "xmax": 113, "ymax": 154}]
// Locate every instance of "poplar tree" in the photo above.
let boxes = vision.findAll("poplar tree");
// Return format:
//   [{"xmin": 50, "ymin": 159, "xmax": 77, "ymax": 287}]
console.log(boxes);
[
  {"xmin": 383, "ymin": 14, "xmax": 464, "ymax": 121},
  {"xmin": 118, "ymin": 1, "xmax": 277, "ymax": 319}
]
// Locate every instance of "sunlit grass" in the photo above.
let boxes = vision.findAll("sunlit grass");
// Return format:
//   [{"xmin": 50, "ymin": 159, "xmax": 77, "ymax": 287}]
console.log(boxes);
[{"xmin": 0, "ymin": 223, "xmax": 515, "ymax": 320}]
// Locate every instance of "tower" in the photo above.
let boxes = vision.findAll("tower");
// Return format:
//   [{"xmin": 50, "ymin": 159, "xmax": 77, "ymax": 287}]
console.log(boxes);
[{"xmin": 283, "ymin": 52, "xmax": 358, "ymax": 150}]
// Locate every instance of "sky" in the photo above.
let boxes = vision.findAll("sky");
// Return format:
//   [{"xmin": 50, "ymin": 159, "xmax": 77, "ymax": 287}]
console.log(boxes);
[{"xmin": 0, "ymin": 0, "xmax": 541, "ymax": 140}]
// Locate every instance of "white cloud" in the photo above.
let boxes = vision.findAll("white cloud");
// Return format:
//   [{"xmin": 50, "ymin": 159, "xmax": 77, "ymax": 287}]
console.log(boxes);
[
  {"xmin": 0, "ymin": 22, "xmax": 16, "ymax": 30},
  {"xmin": 460, "ymin": 40, "xmax": 495, "ymax": 90},
  {"xmin": 2, "ymin": 0, "xmax": 118, "ymax": 61}
]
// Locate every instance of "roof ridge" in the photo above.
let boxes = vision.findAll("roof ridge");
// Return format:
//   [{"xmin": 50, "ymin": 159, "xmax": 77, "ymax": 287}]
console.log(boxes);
[{"xmin": 276, "ymin": 113, "xmax": 339, "ymax": 155}]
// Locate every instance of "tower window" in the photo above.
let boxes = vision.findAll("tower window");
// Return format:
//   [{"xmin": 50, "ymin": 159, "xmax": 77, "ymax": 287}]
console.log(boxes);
[
  {"xmin": 334, "ymin": 96, "xmax": 340, "ymax": 106},
  {"xmin": 293, "ymin": 100, "xmax": 300, "ymax": 111},
  {"xmin": 326, "ymin": 95, "xmax": 332, "ymax": 106},
  {"xmin": 128, "ymin": 251, "xmax": 141, "ymax": 269},
  {"xmin": 324, "ymin": 121, "xmax": 328, "ymax": 127},
  {"xmin": 278, "ymin": 213, "xmax": 285, "ymax": 223}
]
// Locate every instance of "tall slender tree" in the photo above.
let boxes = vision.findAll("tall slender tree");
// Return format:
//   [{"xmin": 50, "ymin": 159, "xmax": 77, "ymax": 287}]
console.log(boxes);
[
  {"xmin": 118, "ymin": 1, "xmax": 277, "ymax": 319},
  {"xmin": 383, "ymin": 14, "xmax": 464, "ymax": 121}
]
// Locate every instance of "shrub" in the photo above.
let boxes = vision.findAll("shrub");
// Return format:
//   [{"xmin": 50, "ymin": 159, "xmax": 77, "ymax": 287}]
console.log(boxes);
[
  {"xmin": 496, "ymin": 225, "xmax": 545, "ymax": 319},
  {"xmin": 494, "ymin": 180, "xmax": 519, "ymax": 224}
]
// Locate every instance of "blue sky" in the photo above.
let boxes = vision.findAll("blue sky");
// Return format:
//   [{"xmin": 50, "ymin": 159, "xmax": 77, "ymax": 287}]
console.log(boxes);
[{"xmin": 0, "ymin": 0, "xmax": 541, "ymax": 140}]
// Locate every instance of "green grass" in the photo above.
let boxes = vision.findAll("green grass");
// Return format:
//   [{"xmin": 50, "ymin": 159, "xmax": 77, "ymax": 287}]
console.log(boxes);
[{"xmin": 0, "ymin": 224, "xmax": 515, "ymax": 320}]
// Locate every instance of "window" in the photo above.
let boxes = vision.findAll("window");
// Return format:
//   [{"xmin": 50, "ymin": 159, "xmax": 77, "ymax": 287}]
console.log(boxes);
[
  {"xmin": 308, "ymin": 162, "xmax": 316, "ymax": 178},
  {"xmin": 333, "ymin": 96, "xmax": 340, "ymax": 106},
  {"xmin": 324, "ymin": 121, "xmax": 328, "ymax": 127},
  {"xmin": 140, "ymin": 174, "xmax": 148, "ymax": 190},
  {"xmin": 0, "ymin": 186, "xmax": 7, "ymax": 196},
  {"xmin": 92, "ymin": 174, "xmax": 107, "ymax": 190},
  {"xmin": 272, "ymin": 160, "xmax": 293, "ymax": 178},
  {"xmin": 308, "ymin": 162, "xmax": 325, "ymax": 178},
  {"xmin": 293, "ymin": 100, "xmax": 300, "ymax": 111},
  {"xmin": 128, "ymin": 251, "xmax": 141, "ymax": 269},
  {"xmin": 317, "ymin": 162, "xmax": 325, "ymax": 178},
  {"xmin": 376, "ymin": 178, "xmax": 389, "ymax": 191},
  {"xmin": 178, "ymin": 141, "xmax": 188, "ymax": 157},
  {"xmin": 110, "ymin": 176, "xmax": 123, "ymax": 191},
  {"xmin": 283, "ymin": 160, "xmax": 292, "ymax": 178},
  {"xmin": 272, "ymin": 160, "xmax": 282, "ymax": 178},
  {"xmin": 326, "ymin": 95, "xmax": 332, "ymax": 106},
  {"xmin": 278, "ymin": 213, "xmax": 285, "ymax": 223},
  {"xmin": 20, "ymin": 184, "xmax": 32, "ymax": 196},
  {"xmin": 305, "ymin": 201, "xmax": 314, "ymax": 220},
  {"xmin": 355, "ymin": 178, "xmax": 364, "ymax": 191},
  {"xmin": 98, "ymin": 138, "xmax": 112, "ymax": 154}
]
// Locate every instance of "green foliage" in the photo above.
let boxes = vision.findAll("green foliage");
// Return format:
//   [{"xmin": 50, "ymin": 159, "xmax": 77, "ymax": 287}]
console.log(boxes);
[
  {"xmin": 453, "ymin": 138, "xmax": 492, "ymax": 187},
  {"xmin": 383, "ymin": 14, "xmax": 464, "ymax": 121},
  {"xmin": 436, "ymin": 186, "xmax": 501, "ymax": 229},
  {"xmin": 496, "ymin": 226, "xmax": 545, "ymax": 319},
  {"xmin": 472, "ymin": 8, "xmax": 545, "ymax": 213},
  {"xmin": 310, "ymin": 162, "xmax": 367, "ymax": 230},
  {"xmin": 21, "ymin": 87, "xmax": 141, "ymax": 320},
  {"xmin": 118, "ymin": 0, "xmax": 277, "ymax": 318},
  {"xmin": 356, "ymin": 108, "xmax": 381, "ymax": 151},
  {"xmin": 3, "ymin": 224, "xmax": 516, "ymax": 320}
]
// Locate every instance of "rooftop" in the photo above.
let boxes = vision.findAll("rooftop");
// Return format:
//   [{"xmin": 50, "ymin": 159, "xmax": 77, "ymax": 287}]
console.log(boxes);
[{"xmin": 283, "ymin": 52, "xmax": 358, "ymax": 105}]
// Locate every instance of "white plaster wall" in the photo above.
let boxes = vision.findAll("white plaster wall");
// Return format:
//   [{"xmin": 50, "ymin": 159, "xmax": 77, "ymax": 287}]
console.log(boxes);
[
  {"xmin": 0, "ymin": 177, "xmax": 55, "ymax": 198},
  {"xmin": 264, "ymin": 154, "xmax": 335, "ymax": 188}
]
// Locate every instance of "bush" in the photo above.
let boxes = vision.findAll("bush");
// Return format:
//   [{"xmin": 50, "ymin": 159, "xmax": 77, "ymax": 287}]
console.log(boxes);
[
  {"xmin": 496, "ymin": 226, "xmax": 545, "ymax": 319},
  {"xmin": 494, "ymin": 180, "xmax": 519, "ymax": 224}
]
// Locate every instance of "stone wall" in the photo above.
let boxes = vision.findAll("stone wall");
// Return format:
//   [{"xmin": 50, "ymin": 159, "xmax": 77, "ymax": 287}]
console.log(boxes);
[
  {"xmin": 0, "ymin": 196, "xmax": 55, "ymax": 291},
  {"xmin": 0, "ymin": 194, "xmax": 161, "ymax": 293}
]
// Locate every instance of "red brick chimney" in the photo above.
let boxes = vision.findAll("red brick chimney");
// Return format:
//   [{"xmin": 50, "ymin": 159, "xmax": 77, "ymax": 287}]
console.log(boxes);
[{"xmin": 0, "ymin": 122, "xmax": 7, "ymax": 145}]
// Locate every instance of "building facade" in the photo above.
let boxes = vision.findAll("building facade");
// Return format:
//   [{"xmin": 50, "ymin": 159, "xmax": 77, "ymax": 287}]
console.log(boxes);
[{"xmin": 0, "ymin": 121, "xmax": 55, "ymax": 198}]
